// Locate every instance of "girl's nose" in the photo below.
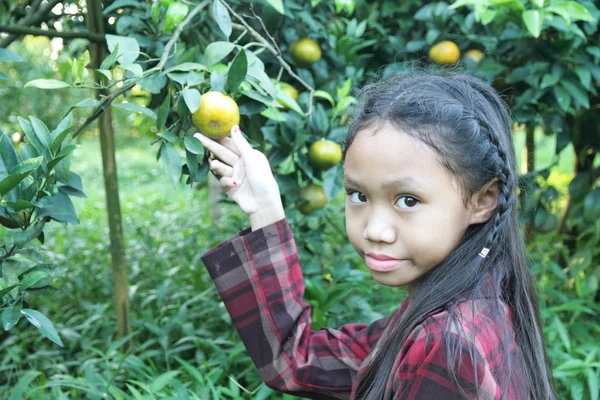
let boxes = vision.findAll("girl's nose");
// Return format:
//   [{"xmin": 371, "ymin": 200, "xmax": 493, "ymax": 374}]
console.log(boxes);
[{"xmin": 363, "ymin": 218, "xmax": 396, "ymax": 244}]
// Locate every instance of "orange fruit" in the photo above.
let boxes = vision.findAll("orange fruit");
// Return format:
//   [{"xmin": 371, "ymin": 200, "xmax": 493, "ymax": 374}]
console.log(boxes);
[
  {"xmin": 298, "ymin": 184, "xmax": 328, "ymax": 215},
  {"xmin": 429, "ymin": 41, "xmax": 460, "ymax": 65},
  {"xmin": 191, "ymin": 91, "xmax": 240, "ymax": 139},
  {"xmin": 290, "ymin": 38, "xmax": 322, "ymax": 67},
  {"xmin": 464, "ymin": 49, "xmax": 484, "ymax": 64},
  {"xmin": 278, "ymin": 82, "xmax": 299, "ymax": 101},
  {"xmin": 308, "ymin": 139, "xmax": 342, "ymax": 170}
]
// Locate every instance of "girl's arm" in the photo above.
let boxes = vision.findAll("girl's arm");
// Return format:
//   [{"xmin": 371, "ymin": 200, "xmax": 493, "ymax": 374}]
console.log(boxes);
[{"xmin": 202, "ymin": 217, "xmax": 391, "ymax": 399}]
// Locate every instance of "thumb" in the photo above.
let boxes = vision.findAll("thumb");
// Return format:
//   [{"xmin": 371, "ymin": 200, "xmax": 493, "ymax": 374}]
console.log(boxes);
[{"xmin": 230, "ymin": 125, "xmax": 253, "ymax": 158}]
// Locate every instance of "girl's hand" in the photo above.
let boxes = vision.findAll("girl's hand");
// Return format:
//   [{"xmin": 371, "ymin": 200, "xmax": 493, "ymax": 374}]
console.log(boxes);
[{"xmin": 193, "ymin": 126, "xmax": 285, "ymax": 230}]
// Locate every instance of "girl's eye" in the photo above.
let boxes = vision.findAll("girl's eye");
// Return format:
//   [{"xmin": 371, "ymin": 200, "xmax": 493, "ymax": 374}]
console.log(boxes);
[
  {"xmin": 348, "ymin": 191, "xmax": 367, "ymax": 203},
  {"xmin": 396, "ymin": 196, "xmax": 419, "ymax": 209}
]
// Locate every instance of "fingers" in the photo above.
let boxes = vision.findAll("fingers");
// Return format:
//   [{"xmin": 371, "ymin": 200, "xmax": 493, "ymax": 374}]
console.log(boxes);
[
  {"xmin": 209, "ymin": 159, "xmax": 233, "ymax": 177},
  {"xmin": 218, "ymin": 136, "xmax": 240, "ymax": 156},
  {"xmin": 193, "ymin": 132, "xmax": 239, "ymax": 166},
  {"xmin": 230, "ymin": 125, "xmax": 254, "ymax": 157},
  {"xmin": 219, "ymin": 176, "xmax": 237, "ymax": 190}
]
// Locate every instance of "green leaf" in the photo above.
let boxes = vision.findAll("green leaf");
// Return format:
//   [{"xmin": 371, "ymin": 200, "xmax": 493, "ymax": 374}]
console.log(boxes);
[
  {"xmin": 183, "ymin": 136, "xmax": 204, "ymax": 155},
  {"xmin": 165, "ymin": 62, "xmax": 207, "ymax": 73},
  {"xmin": 241, "ymin": 90, "xmax": 280, "ymax": 107},
  {"xmin": 213, "ymin": 0, "xmax": 232, "ymax": 38},
  {"xmin": 0, "ymin": 72, "xmax": 8, "ymax": 80},
  {"xmin": 203, "ymin": 41, "xmax": 236, "ymax": 67},
  {"xmin": 264, "ymin": 0, "xmax": 284, "ymax": 14},
  {"xmin": 0, "ymin": 157, "xmax": 43, "ymax": 196},
  {"xmin": 47, "ymin": 145, "xmax": 76, "ymax": 172},
  {"xmin": 314, "ymin": 90, "xmax": 335, "ymax": 106},
  {"xmin": 160, "ymin": 143, "xmax": 182, "ymax": 188},
  {"xmin": 158, "ymin": 130, "xmax": 178, "ymax": 143},
  {"xmin": 552, "ymin": 85, "xmax": 571, "ymax": 111},
  {"xmin": 149, "ymin": 371, "xmax": 180, "ymax": 392},
  {"xmin": 182, "ymin": 87, "xmax": 201, "ymax": 113},
  {"xmin": 583, "ymin": 188, "xmax": 600, "ymax": 222},
  {"xmin": 36, "ymin": 192, "xmax": 79, "ymax": 224},
  {"xmin": 587, "ymin": 367, "xmax": 599, "ymax": 400},
  {"xmin": 522, "ymin": 10, "xmax": 543, "ymax": 38},
  {"xmin": 19, "ymin": 269, "xmax": 49, "ymax": 291},
  {"xmin": 106, "ymin": 34, "xmax": 139, "ymax": 65},
  {"xmin": 573, "ymin": 66, "xmax": 592, "ymax": 90},
  {"xmin": 546, "ymin": 1, "xmax": 594, "ymax": 23},
  {"xmin": 226, "ymin": 50, "xmax": 248, "ymax": 93},
  {"xmin": 0, "ymin": 48, "xmax": 24, "ymax": 62},
  {"xmin": 29, "ymin": 116, "xmax": 52, "ymax": 151},
  {"xmin": 24, "ymin": 79, "xmax": 71, "ymax": 89},
  {"xmin": 0, "ymin": 284, "xmax": 19, "ymax": 299},
  {"xmin": 552, "ymin": 315, "xmax": 571, "ymax": 351},
  {"xmin": 51, "ymin": 119, "xmax": 73, "ymax": 154},
  {"xmin": 210, "ymin": 71, "xmax": 225, "ymax": 92},
  {"xmin": 163, "ymin": 2, "xmax": 189, "ymax": 34},
  {"xmin": 12, "ymin": 200, "xmax": 36, "ymax": 211},
  {"xmin": 540, "ymin": 73, "xmax": 559, "ymax": 89},
  {"xmin": 2, "ymin": 303, "xmax": 21, "ymax": 332},
  {"xmin": 0, "ymin": 133, "xmax": 19, "ymax": 180},
  {"xmin": 112, "ymin": 102, "xmax": 157, "ymax": 119},
  {"xmin": 21, "ymin": 309, "xmax": 63, "ymax": 347},
  {"xmin": 157, "ymin": 95, "xmax": 171, "ymax": 130},
  {"xmin": 560, "ymin": 80, "xmax": 589, "ymax": 109},
  {"xmin": 99, "ymin": 42, "xmax": 119, "ymax": 70},
  {"xmin": 276, "ymin": 88, "xmax": 304, "ymax": 116}
]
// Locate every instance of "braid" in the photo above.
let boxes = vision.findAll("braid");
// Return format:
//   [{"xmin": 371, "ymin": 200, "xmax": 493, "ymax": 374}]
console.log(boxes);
[{"xmin": 477, "ymin": 118, "xmax": 515, "ymax": 246}]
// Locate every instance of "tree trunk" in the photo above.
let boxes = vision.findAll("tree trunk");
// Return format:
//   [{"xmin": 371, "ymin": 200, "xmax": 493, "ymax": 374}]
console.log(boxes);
[
  {"xmin": 525, "ymin": 124, "xmax": 535, "ymax": 174},
  {"xmin": 524, "ymin": 124, "xmax": 536, "ymax": 242},
  {"xmin": 86, "ymin": 0, "xmax": 132, "ymax": 350}
]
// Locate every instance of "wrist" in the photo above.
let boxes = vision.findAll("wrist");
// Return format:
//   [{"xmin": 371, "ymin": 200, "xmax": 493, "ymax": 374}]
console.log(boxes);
[{"xmin": 249, "ymin": 205, "xmax": 285, "ymax": 231}]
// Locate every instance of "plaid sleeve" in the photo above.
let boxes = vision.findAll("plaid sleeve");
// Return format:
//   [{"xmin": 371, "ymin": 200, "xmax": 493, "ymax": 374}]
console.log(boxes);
[{"xmin": 201, "ymin": 218, "xmax": 390, "ymax": 400}]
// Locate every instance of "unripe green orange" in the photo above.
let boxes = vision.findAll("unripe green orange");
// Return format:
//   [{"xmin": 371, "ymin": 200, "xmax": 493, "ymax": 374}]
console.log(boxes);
[
  {"xmin": 290, "ymin": 38, "xmax": 322, "ymax": 67},
  {"xmin": 308, "ymin": 139, "xmax": 343, "ymax": 170},
  {"xmin": 298, "ymin": 184, "xmax": 328, "ymax": 215}
]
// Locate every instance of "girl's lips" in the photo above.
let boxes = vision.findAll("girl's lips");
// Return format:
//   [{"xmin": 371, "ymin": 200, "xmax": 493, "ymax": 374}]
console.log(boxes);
[{"xmin": 365, "ymin": 255, "xmax": 404, "ymax": 272}]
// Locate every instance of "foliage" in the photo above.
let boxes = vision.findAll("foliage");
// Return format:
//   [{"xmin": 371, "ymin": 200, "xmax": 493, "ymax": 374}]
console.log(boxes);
[{"xmin": 0, "ymin": 111, "xmax": 83, "ymax": 347}]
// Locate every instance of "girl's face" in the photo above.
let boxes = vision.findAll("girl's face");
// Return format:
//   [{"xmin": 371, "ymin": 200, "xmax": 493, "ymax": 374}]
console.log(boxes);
[{"xmin": 344, "ymin": 121, "xmax": 492, "ymax": 294}]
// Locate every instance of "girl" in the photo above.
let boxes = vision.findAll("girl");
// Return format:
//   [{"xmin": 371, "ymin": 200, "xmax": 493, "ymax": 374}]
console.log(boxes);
[{"xmin": 195, "ymin": 71, "xmax": 556, "ymax": 399}]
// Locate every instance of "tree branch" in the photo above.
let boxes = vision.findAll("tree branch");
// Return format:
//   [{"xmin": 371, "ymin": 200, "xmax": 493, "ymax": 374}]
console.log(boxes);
[
  {"xmin": 0, "ymin": 0, "xmax": 63, "ymax": 48},
  {"xmin": 149, "ymin": 0, "xmax": 211, "ymax": 73},
  {"xmin": 0, "ymin": 25, "xmax": 105, "ymax": 42},
  {"xmin": 221, "ymin": 1, "xmax": 315, "ymax": 116}
]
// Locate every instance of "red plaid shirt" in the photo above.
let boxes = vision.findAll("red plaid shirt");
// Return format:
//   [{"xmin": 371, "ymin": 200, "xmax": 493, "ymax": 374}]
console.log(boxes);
[{"xmin": 201, "ymin": 218, "xmax": 529, "ymax": 399}]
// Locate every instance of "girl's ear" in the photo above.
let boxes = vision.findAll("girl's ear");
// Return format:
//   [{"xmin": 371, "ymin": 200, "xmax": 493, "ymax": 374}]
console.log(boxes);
[{"xmin": 469, "ymin": 178, "xmax": 500, "ymax": 225}]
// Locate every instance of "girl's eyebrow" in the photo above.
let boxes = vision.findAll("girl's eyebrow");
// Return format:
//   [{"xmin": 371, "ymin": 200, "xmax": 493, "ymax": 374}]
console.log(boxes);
[{"xmin": 343, "ymin": 176, "xmax": 428, "ymax": 192}]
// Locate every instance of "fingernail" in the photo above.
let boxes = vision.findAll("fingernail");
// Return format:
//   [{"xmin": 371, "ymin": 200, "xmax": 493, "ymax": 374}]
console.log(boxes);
[{"xmin": 232, "ymin": 125, "xmax": 240, "ymax": 134}]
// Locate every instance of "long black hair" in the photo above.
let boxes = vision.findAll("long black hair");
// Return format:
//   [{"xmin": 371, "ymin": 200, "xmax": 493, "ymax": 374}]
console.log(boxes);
[{"xmin": 345, "ymin": 69, "xmax": 555, "ymax": 399}]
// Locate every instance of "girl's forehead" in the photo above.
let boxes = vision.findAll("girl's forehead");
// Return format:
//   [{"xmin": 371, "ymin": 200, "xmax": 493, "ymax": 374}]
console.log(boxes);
[{"xmin": 344, "ymin": 123, "xmax": 458, "ymax": 192}]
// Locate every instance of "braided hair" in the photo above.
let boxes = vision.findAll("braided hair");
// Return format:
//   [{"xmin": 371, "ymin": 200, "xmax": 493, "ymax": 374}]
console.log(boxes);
[{"xmin": 344, "ymin": 70, "xmax": 555, "ymax": 399}]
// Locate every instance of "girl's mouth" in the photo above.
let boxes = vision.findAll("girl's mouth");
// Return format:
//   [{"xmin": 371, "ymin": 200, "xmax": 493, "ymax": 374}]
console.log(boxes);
[{"xmin": 365, "ymin": 254, "xmax": 405, "ymax": 272}]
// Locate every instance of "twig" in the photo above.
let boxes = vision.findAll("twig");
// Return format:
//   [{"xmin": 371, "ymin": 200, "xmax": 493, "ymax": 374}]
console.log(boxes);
[
  {"xmin": 72, "ymin": 81, "xmax": 136, "ymax": 138},
  {"xmin": 0, "ymin": 25, "xmax": 105, "ymax": 42},
  {"xmin": 249, "ymin": 3, "xmax": 281, "ymax": 56},
  {"xmin": 0, "ymin": 0, "xmax": 63, "ymax": 48},
  {"xmin": 221, "ymin": 0, "xmax": 316, "ymax": 116},
  {"xmin": 0, "ymin": 245, "xmax": 17, "ymax": 263},
  {"xmin": 73, "ymin": 0, "xmax": 209, "ymax": 138},
  {"xmin": 149, "ymin": 0, "xmax": 210, "ymax": 73}
]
